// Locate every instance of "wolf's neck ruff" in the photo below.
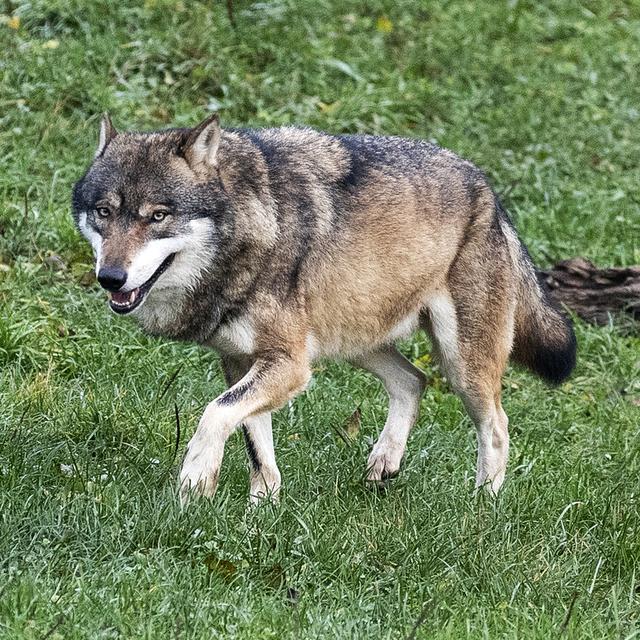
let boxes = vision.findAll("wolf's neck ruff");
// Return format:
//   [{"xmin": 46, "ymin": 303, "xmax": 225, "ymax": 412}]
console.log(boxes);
[{"xmin": 72, "ymin": 114, "xmax": 576, "ymax": 504}]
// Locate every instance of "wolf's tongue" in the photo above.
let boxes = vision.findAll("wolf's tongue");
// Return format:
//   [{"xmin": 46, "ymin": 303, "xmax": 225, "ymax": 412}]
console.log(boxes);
[{"xmin": 111, "ymin": 290, "xmax": 136, "ymax": 305}]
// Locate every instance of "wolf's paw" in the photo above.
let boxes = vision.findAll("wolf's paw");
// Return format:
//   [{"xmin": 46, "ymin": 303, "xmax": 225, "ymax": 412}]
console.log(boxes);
[
  {"xmin": 179, "ymin": 439, "xmax": 221, "ymax": 505},
  {"xmin": 365, "ymin": 443, "xmax": 403, "ymax": 487},
  {"xmin": 249, "ymin": 467, "xmax": 282, "ymax": 506},
  {"xmin": 475, "ymin": 468, "xmax": 506, "ymax": 497}
]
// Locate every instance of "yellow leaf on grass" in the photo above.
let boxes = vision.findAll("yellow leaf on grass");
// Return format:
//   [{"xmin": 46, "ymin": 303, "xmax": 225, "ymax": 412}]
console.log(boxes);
[
  {"xmin": 318, "ymin": 100, "xmax": 339, "ymax": 114},
  {"xmin": 203, "ymin": 554, "xmax": 237, "ymax": 580},
  {"xmin": 7, "ymin": 15, "xmax": 20, "ymax": 29},
  {"xmin": 344, "ymin": 407, "xmax": 361, "ymax": 440},
  {"xmin": 412, "ymin": 353, "xmax": 432, "ymax": 369},
  {"xmin": 376, "ymin": 16, "xmax": 393, "ymax": 33},
  {"xmin": 43, "ymin": 39, "xmax": 60, "ymax": 49},
  {"xmin": 333, "ymin": 407, "xmax": 361, "ymax": 445}
]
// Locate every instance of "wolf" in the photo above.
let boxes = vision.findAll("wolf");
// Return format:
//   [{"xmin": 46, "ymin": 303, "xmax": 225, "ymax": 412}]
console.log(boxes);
[{"xmin": 72, "ymin": 113, "xmax": 576, "ymax": 504}]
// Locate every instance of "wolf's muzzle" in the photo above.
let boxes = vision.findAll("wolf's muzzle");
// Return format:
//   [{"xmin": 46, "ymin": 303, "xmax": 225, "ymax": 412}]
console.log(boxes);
[{"xmin": 106, "ymin": 253, "xmax": 176, "ymax": 315}]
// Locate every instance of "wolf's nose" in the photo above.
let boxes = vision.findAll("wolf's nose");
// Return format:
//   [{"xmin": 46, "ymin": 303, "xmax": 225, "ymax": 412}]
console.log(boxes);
[{"xmin": 97, "ymin": 266, "xmax": 127, "ymax": 292}]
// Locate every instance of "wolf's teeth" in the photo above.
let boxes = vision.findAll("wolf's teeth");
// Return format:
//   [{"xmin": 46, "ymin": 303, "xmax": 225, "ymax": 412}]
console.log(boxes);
[{"xmin": 110, "ymin": 287, "xmax": 142, "ymax": 309}]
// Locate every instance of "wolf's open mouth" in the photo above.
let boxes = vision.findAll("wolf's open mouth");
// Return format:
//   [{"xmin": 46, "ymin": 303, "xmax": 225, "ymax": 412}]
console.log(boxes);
[{"xmin": 109, "ymin": 254, "xmax": 176, "ymax": 314}]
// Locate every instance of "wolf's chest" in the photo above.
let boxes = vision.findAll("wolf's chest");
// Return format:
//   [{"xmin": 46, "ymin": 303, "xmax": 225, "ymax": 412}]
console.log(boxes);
[{"xmin": 209, "ymin": 315, "xmax": 256, "ymax": 355}]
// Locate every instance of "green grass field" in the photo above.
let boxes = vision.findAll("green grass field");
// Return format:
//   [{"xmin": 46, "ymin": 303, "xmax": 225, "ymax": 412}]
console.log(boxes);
[{"xmin": 1, "ymin": 1, "xmax": 639, "ymax": 637}]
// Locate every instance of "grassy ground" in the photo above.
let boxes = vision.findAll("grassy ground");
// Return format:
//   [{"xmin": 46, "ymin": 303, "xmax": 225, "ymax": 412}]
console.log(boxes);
[{"xmin": 1, "ymin": 0, "xmax": 639, "ymax": 637}]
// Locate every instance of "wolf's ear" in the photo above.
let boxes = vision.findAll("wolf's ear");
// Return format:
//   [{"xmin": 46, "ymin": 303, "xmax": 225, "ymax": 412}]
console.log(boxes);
[
  {"xmin": 182, "ymin": 113, "xmax": 221, "ymax": 172},
  {"xmin": 95, "ymin": 113, "xmax": 117, "ymax": 159}
]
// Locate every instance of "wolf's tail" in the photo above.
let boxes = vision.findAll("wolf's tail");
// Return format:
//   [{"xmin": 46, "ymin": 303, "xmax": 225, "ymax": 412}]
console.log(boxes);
[{"xmin": 498, "ymin": 205, "xmax": 577, "ymax": 385}]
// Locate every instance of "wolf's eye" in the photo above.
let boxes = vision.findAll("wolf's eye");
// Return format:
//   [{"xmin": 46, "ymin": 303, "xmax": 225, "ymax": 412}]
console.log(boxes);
[
  {"xmin": 152, "ymin": 210, "xmax": 168, "ymax": 222},
  {"xmin": 95, "ymin": 206, "xmax": 110, "ymax": 218}
]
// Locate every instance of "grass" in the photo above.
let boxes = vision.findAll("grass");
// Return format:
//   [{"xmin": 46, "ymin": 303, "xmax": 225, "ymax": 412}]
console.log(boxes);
[{"xmin": 1, "ymin": 0, "xmax": 639, "ymax": 637}]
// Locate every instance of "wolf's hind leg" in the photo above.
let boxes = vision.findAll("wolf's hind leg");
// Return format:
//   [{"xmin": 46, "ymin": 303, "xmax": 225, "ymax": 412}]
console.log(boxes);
[
  {"xmin": 471, "ymin": 397, "xmax": 509, "ymax": 493},
  {"xmin": 424, "ymin": 283, "xmax": 513, "ymax": 495},
  {"xmin": 352, "ymin": 346, "xmax": 427, "ymax": 485},
  {"xmin": 223, "ymin": 357, "xmax": 281, "ymax": 504}
]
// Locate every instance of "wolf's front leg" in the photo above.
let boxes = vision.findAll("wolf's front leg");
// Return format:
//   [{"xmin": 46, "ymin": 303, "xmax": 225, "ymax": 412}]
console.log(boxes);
[
  {"xmin": 242, "ymin": 414, "xmax": 281, "ymax": 504},
  {"xmin": 179, "ymin": 352, "xmax": 310, "ymax": 504},
  {"xmin": 222, "ymin": 356, "xmax": 281, "ymax": 504}
]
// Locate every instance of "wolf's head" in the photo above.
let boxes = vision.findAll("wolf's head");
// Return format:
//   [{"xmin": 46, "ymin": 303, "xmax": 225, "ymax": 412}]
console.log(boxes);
[{"xmin": 72, "ymin": 114, "xmax": 225, "ymax": 316}]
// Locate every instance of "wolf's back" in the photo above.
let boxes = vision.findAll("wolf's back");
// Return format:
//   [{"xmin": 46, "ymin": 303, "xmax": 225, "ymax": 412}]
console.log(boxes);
[{"xmin": 498, "ymin": 206, "xmax": 577, "ymax": 385}]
